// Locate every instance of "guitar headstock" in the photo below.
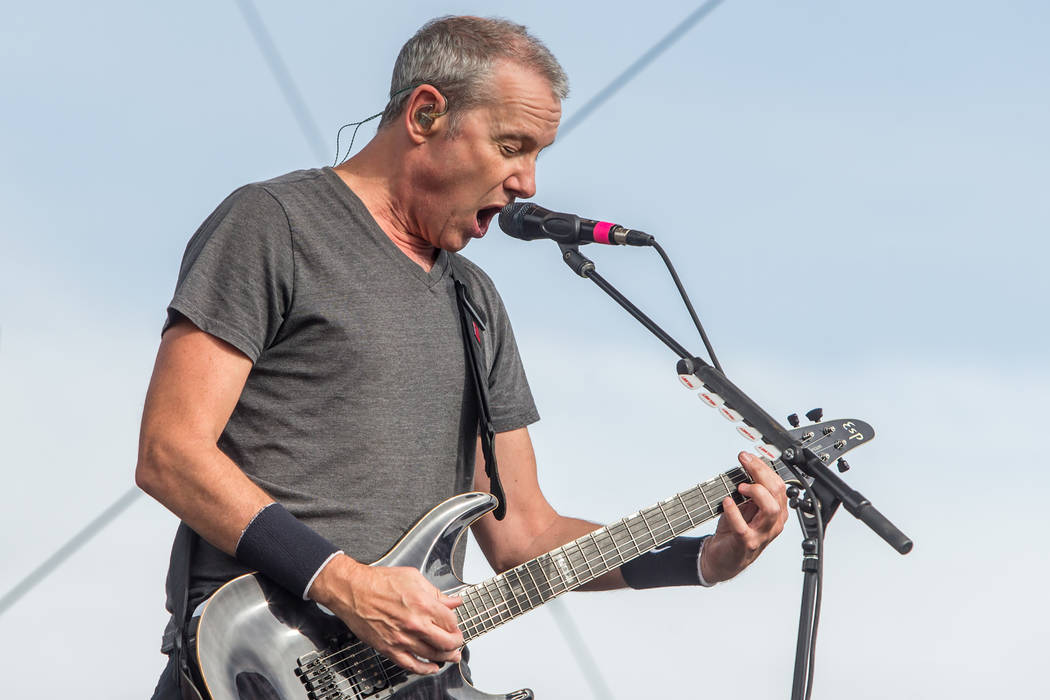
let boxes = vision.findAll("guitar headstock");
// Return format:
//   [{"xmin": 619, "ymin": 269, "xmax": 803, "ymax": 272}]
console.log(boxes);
[{"xmin": 773, "ymin": 417, "xmax": 875, "ymax": 485}]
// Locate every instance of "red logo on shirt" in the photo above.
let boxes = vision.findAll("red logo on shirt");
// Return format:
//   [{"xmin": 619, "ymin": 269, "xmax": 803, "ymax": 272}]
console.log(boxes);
[{"xmin": 473, "ymin": 321, "xmax": 481, "ymax": 343}]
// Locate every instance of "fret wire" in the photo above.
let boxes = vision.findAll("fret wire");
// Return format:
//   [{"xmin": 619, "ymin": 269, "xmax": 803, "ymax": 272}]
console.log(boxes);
[
  {"xmin": 498, "ymin": 573, "xmax": 522, "ymax": 618},
  {"xmin": 542, "ymin": 555, "xmax": 560, "ymax": 597},
  {"xmin": 589, "ymin": 529, "xmax": 612, "ymax": 571},
  {"xmin": 637, "ymin": 507, "xmax": 661, "ymax": 552},
  {"xmin": 464, "ymin": 591, "xmax": 482, "ymax": 624},
  {"xmin": 719, "ymin": 473, "xmax": 735, "ymax": 503},
  {"xmin": 662, "ymin": 495, "xmax": 689, "ymax": 537},
  {"xmin": 608, "ymin": 521, "xmax": 632, "ymax": 566},
  {"xmin": 468, "ymin": 585, "xmax": 490, "ymax": 635},
  {"xmin": 325, "ymin": 478, "xmax": 773, "ymax": 666},
  {"xmin": 562, "ymin": 542, "xmax": 589, "ymax": 587},
  {"xmin": 551, "ymin": 549, "xmax": 578, "ymax": 595},
  {"xmin": 623, "ymin": 516, "xmax": 649, "ymax": 556},
  {"xmin": 521, "ymin": 562, "xmax": 544, "ymax": 605},
  {"xmin": 459, "ymin": 598, "xmax": 479, "ymax": 639},
  {"xmin": 573, "ymin": 539, "xmax": 597, "ymax": 583},
  {"xmin": 540, "ymin": 553, "xmax": 566, "ymax": 597},
  {"xmin": 687, "ymin": 486, "xmax": 710, "ymax": 520},
  {"xmin": 675, "ymin": 492, "xmax": 698, "ymax": 529},
  {"xmin": 728, "ymin": 468, "xmax": 749, "ymax": 504},
  {"xmin": 698, "ymin": 480, "xmax": 718, "ymax": 517},
  {"xmin": 621, "ymin": 514, "xmax": 645, "ymax": 551},
  {"xmin": 565, "ymin": 546, "xmax": 586, "ymax": 587},
  {"xmin": 474, "ymin": 581, "xmax": 494, "ymax": 632},
  {"xmin": 542, "ymin": 552, "xmax": 562, "ymax": 596},
  {"xmin": 655, "ymin": 500, "xmax": 675, "ymax": 539},
  {"xmin": 489, "ymin": 577, "xmax": 510, "ymax": 623},
  {"xmin": 592, "ymin": 530, "xmax": 619, "ymax": 571},
  {"xmin": 456, "ymin": 473, "xmax": 776, "ymax": 635},
  {"xmin": 510, "ymin": 567, "xmax": 535, "ymax": 612},
  {"xmin": 480, "ymin": 579, "xmax": 504, "ymax": 629},
  {"xmin": 522, "ymin": 559, "xmax": 545, "ymax": 605},
  {"xmin": 529, "ymin": 557, "xmax": 547, "ymax": 600},
  {"xmin": 459, "ymin": 592, "xmax": 477, "ymax": 638},
  {"xmin": 622, "ymin": 517, "xmax": 643, "ymax": 559},
  {"xmin": 606, "ymin": 520, "xmax": 632, "ymax": 564},
  {"xmin": 709, "ymin": 477, "xmax": 730, "ymax": 506}
]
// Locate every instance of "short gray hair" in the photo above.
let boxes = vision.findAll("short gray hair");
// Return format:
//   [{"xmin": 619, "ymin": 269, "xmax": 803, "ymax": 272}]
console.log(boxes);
[{"xmin": 378, "ymin": 16, "xmax": 569, "ymax": 132}]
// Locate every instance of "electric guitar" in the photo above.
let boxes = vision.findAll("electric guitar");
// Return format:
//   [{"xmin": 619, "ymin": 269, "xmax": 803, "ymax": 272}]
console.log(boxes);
[{"xmin": 185, "ymin": 417, "xmax": 873, "ymax": 699}]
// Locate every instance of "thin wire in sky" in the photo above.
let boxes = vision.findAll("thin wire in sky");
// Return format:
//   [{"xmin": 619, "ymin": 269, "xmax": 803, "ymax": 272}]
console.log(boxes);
[
  {"xmin": 0, "ymin": 487, "xmax": 141, "ymax": 616},
  {"xmin": 0, "ymin": 1, "xmax": 726, "ymax": 623},
  {"xmin": 234, "ymin": 0, "xmax": 329, "ymax": 163},
  {"xmin": 559, "ymin": 0, "xmax": 726, "ymax": 139}
]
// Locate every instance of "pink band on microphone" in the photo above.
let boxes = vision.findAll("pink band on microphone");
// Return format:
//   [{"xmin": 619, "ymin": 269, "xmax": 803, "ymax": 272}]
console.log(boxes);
[{"xmin": 593, "ymin": 221, "xmax": 613, "ymax": 244}]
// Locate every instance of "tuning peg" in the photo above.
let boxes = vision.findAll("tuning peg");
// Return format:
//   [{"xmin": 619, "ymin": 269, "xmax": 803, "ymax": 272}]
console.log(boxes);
[
  {"xmin": 837, "ymin": 458, "xmax": 850, "ymax": 473},
  {"xmin": 789, "ymin": 496, "xmax": 801, "ymax": 510},
  {"xmin": 787, "ymin": 413, "xmax": 800, "ymax": 428},
  {"xmin": 805, "ymin": 408, "xmax": 823, "ymax": 423},
  {"xmin": 786, "ymin": 485, "xmax": 800, "ymax": 499}
]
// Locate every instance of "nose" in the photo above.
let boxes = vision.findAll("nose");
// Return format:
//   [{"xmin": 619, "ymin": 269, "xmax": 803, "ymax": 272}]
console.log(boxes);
[{"xmin": 504, "ymin": 160, "xmax": 537, "ymax": 199}]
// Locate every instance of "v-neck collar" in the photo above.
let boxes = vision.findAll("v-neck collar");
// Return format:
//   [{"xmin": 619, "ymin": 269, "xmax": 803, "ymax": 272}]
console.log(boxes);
[{"xmin": 321, "ymin": 167, "xmax": 449, "ymax": 289}]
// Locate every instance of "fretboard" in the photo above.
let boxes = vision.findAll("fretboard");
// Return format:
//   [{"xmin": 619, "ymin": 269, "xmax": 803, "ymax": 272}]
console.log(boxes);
[{"xmin": 456, "ymin": 461, "xmax": 786, "ymax": 642}]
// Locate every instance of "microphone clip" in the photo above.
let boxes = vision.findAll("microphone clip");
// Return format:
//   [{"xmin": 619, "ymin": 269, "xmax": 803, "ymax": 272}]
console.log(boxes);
[{"xmin": 558, "ymin": 244, "xmax": 595, "ymax": 278}]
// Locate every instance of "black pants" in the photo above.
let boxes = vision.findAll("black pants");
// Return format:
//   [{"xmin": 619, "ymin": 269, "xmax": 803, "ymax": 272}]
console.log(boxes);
[{"xmin": 149, "ymin": 654, "xmax": 184, "ymax": 700}]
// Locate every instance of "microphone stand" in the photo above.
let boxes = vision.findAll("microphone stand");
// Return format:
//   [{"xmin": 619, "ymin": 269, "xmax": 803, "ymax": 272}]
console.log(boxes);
[{"xmin": 556, "ymin": 243, "xmax": 913, "ymax": 698}]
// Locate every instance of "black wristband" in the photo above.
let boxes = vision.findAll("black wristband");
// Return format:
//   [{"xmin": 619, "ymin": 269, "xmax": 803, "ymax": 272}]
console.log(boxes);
[
  {"xmin": 620, "ymin": 536, "xmax": 709, "ymax": 589},
  {"xmin": 235, "ymin": 503, "xmax": 341, "ymax": 600}
]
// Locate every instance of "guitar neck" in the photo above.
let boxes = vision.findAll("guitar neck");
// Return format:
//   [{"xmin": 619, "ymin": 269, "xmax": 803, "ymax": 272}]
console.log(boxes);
[{"xmin": 456, "ymin": 461, "xmax": 789, "ymax": 642}]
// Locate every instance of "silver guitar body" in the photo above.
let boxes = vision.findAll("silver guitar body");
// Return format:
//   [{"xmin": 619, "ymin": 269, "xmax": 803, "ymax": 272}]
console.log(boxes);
[{"xmin": 189, "ymin": 492, "xmax": 532, "ymax": 700}]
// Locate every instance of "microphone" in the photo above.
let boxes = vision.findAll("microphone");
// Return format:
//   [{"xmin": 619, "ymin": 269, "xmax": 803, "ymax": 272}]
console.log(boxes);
[{"xmin": 499, "ymin": 202, "xmax": 654, "ymax": 246}]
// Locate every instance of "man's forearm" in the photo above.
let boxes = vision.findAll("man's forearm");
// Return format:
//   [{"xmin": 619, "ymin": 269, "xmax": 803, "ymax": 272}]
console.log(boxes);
[{"xmin": 135, "ymin": 436, "xmax": 273, "ymax": 556}]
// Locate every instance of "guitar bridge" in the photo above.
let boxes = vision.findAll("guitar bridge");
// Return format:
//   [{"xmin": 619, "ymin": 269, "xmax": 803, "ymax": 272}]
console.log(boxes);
[{"xmin": 296, "ymin": 644, "xmax": 407, "ymax": 700}]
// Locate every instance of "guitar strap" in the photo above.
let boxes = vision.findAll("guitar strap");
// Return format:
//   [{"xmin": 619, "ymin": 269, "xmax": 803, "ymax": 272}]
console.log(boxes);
[
  {"xmin": 167, "ymin": 522, "xmax": 204, "ymax": 699},
  {"xmin": 447, "ymin": 254, "xmax": 507, "ymax": 520}
]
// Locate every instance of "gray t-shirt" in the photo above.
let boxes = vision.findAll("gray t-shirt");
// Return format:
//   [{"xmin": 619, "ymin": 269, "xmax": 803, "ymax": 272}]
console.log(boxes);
[{"xmin": 162, "ymin": 167, "xmax": 539, "ymax": 616}]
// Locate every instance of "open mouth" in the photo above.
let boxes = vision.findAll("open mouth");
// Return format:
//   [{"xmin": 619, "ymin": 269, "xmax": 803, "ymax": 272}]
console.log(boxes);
[{"xmin": 475, "ymin": 206, "xmax": 502, "ymax": 233}]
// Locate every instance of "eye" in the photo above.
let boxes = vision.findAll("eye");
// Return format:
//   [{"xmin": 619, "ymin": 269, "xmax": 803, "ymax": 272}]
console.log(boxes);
[{"xmin": 499, "ymin": 143, "xmax": 518, "ymax": 156}]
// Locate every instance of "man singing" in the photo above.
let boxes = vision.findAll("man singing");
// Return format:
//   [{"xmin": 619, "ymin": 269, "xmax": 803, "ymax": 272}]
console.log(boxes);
[{"xmin": 138, "ymin": 15, "xmax": 788, "ymax": 698}]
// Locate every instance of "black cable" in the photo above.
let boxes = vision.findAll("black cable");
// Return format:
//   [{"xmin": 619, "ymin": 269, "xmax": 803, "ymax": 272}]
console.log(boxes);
[
  {"xmin": 807, "ymin": 492, "xmax": 824, "ymax": 700},
  {"xmin": 652, "ymin": 240, "xmax": 723, "ymax": 373}
]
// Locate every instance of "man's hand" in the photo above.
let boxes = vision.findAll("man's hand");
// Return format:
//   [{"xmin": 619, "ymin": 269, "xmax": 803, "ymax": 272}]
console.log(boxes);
[
  {"xmin": 700, "ymin": 451, "xmax": 789, "ymax": 584},
  {"xmin": 307, "ymin": 555, "xmax": 464, "ymax": 675}
]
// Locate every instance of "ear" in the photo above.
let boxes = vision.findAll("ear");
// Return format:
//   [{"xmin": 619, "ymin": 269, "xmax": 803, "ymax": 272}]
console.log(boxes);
[{"xmin": 404, "ymin": 84, "xmax": 448, "ymax": 144}]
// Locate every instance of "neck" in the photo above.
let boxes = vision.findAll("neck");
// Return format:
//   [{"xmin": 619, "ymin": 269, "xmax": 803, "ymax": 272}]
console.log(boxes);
[
  {"xmin": 332, "ymin": 135, "xmax": 438, "ymax": 271},
  {"xmin": 454, "ymin": 460, "xmax": 791, "ymax": 643}
]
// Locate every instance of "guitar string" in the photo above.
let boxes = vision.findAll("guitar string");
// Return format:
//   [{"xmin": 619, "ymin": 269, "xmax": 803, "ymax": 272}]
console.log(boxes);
[
  {"xmin": 314, "ymin": 449, "xmax": 824, "ymax": 698},
  {"xmin": 299, "ymin": 449, "xmax": 832, "ymax": 692},
  {"xmin": 307, "ymin": 470, "xmax": 760, "ymax": 687},
  {"xmin": 315, "ymin": 443, "xmax": 846, "ymax": 687},
  {"xmin": 310, "ymin": 467, "xmax": 759, "ymax": 680},
  {"xmin": 308, "ymin": 457, "xmax": 811, "ymax": 687},
  {"xmin": 310, "ymin": 491, "xmax": 733, "ymax": 690}
]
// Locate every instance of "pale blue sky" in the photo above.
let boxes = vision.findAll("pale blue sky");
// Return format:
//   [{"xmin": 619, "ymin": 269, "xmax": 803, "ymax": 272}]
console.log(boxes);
[{"xmin": 2, "ymin": 1, "xmax": 1047, "ymax": 697}]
